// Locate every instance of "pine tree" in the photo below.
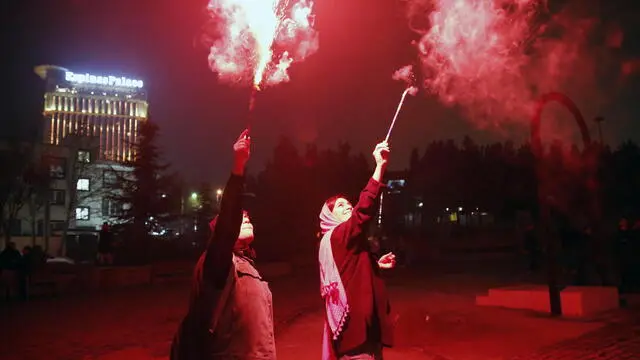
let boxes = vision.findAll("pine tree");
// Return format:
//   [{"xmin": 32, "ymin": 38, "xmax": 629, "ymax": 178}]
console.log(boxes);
[{"xmin": 107, "ymin": 120, "xmax": 170, "ymax": 263}]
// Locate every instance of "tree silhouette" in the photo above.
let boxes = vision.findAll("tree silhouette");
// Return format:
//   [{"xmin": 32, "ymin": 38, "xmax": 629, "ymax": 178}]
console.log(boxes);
[
  {"xmin": 107, "ymin": 120, "xmax": 170, "ymax": 263},
  {"xmin": 251, "ymin": 137, "xmax": 371, "ymax": 263},
  {"xmin": 0, "ymin": 144, "xmax": 38, "ymax": 247}
]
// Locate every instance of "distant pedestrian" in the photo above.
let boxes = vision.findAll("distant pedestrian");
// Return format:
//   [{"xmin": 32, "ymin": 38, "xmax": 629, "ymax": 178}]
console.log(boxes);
[
  {"xmin": 629, "ymin": 219, "xmax": 640, "ymax": 291},
  {"xmin": 0, "ymin": 242, "xmax": 22, "ymax": 301},
  {"xmin": 614, "ymin": 217, "xmax": 634, "ymax": 293},
  {"xmin": 18, "ymin": 245, "xmax": 34, "ymax": 300},
  {"xmin": 97, "ymin": 223, "xmax": 114, "ymax": 265}
]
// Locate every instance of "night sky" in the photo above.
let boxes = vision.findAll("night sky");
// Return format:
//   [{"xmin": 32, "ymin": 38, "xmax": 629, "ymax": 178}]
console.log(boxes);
[{"xmin": 2, "ymin": 0, "xmax": 639, "ymax": 186}]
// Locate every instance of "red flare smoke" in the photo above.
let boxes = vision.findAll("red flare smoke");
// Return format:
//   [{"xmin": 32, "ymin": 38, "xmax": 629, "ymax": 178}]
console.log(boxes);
[{"xmin": 403, "ymin": 0, "xmax": 631, "ymax": 137}]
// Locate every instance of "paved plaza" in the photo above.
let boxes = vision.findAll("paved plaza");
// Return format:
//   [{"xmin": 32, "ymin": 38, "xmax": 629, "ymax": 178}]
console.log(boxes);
[{"xmin": 1, "ymin": 256, "xmax": 638, "ymax": 360}]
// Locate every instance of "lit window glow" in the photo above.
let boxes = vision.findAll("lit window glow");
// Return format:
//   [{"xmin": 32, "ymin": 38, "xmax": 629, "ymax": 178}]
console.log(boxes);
[
  {"xmin": 77, "ymin": 178, "xmax": 90, "ymax": 191},
  {"xmin": 75, "ymin": 207, "xmax": 90, "ymax": 220}
]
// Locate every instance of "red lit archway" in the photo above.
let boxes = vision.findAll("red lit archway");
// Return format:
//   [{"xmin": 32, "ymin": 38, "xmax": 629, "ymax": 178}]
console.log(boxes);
[
  {"xmin": 530, "ymin": 92, "xmax": 592, "ymax": 156},
  {"xmin": 530, "ymin": 92, "xmax": 597, "ymax": 316}
]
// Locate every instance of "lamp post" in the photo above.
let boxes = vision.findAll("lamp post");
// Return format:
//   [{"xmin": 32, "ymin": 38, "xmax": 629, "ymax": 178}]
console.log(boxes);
[
  {"xmin": 531, "ymin": 92, "xmax": 594, "ymax": 316},
  {"xmin": 594, "ymin": 116, "xmax": 605, "ymax": 145},
  {"xmin": 216, "ymin": 188, "xmax": 223, "ymax": 211}
]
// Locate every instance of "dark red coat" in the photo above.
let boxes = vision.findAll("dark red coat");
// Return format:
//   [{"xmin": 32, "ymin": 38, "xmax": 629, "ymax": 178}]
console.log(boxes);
[{"xmin": 330, "ymin": 178, "xmax": 394, "ymax": 355}]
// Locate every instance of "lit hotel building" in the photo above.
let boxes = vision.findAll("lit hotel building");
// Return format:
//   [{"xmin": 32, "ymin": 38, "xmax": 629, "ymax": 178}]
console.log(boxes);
[{"xmin": 34, "ymin": 65, "xmax": 148, "ymax": 162}]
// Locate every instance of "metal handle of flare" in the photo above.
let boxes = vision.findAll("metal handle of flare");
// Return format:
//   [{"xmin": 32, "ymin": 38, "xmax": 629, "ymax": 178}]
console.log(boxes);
[
  {"xmin": 247, "ymin": 85, "xmax": 260, "ymax": 135},
  {"xmin": 385, "ymin": 86, "xmax": 417, "ymax": 143}
]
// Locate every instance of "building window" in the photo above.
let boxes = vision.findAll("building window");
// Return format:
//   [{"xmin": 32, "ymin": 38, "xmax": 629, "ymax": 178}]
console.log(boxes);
[
  {"xmin": 50, "ymin": 221, "xmax": 65, "ymax": 235},
  {"xmin": 77, "ymin": 178, "xmax": 90, "ymax": 191},
  {"xmin": 44, "ymin": 156, "xmax": 67, "ymax": 179},
  {"xmin": 51, "ymin": 189, "xmax": 66, "ymax": 205},
  {"xmin": 77, "ymin": 150, "xmax": 91, "ymax": 163},
  {"xmin": 75, "ymin": 207, "xmax": 90, "ymax": 221},
  {"xmin": 103, "ymin": 170, "xmax": 117, "ymax": 186},
  {"xmin": 101, "ymin": 198, "xmax": 109, "ymax": 216},
  {"xmin": 101, "ymin": 198, "xmax": 121, "ymax": 217}
]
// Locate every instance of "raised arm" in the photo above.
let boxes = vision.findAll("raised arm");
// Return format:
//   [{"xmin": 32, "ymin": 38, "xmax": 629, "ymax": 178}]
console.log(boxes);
[
  {"xmin": 203, "ymin": 129, "xmax": 251, "ymax": 285},
  {"xmin": 334, "ymin": 141, "xmax": 389, "ymax": 247}
]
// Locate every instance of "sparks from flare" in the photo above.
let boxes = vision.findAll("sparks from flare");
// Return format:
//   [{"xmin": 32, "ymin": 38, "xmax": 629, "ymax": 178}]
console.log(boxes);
[{"xmin": 206, "ymin": 0, "xmax": 319, "ymax": 90}]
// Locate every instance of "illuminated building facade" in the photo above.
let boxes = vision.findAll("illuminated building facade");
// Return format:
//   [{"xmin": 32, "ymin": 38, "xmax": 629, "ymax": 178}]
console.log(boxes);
[{"xmin": 35, "ymin": 65, "xmax": 148, "ymax": 162}]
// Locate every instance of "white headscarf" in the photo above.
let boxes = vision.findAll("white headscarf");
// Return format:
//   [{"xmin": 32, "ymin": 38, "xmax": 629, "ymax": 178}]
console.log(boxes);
[{"xmin": 318, "ymin": 202, "xmax": 349, "ymax": 359}]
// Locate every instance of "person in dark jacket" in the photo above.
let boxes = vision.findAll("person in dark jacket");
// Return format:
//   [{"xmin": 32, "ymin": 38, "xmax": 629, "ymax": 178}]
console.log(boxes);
[
  {"xmin": 318, "ymin": 140, "xmax": 396, "ymax": 360},
  {"xmin": 98, "ymin": 222, "xmax": 114, "ymax": 265},
  {"xmin": 615, "ymin": 217, "xmax": 635, "ymax": 293},
  {"xmin": 171, "ymin": 129, "xmax": 275, "ymax": 360},
  {"xmin": 1, "ymin": 242, "xmax": 22, "ymax": 301}
]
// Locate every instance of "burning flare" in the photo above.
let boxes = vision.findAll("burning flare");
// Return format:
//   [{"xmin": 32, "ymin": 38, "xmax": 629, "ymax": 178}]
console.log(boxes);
[
  {"xmin": 386, "ymin": 65, "xmax": 419, "ymax": 142},
  {"xmin": 385, "ymin": 86, "xmax": 418, "ymax": 142},
  {"xmin": 206, "ymin": 0, "xmax": 319, "ymax": 90}
]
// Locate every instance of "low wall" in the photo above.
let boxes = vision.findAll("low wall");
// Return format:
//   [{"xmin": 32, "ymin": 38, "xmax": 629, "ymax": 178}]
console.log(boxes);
[
  {"xmin": 30, "ymin": 261, "xmax": 295, "ymax": 296},
  {"xmin": 476, "ymin": 284, "xmax": 620, "ymax": 317},
  {"xmin": 10, "ymin": 236, "xmax": 63, "ymax": 257}
]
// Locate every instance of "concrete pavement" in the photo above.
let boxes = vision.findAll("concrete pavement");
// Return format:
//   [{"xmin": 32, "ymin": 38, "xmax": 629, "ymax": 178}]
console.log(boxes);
[
  {"xmin": 510, "ymin": 320, "xmax": 640, "ymax": 360},
  {"xmin": 276, "ymin": 269, "xmax": 636, "ymax": 360},
  {"xmin": 2, "ymin": 255, "xmax": 639, "ymax": 360},
  {"xmin": 0, "ymin": 271, "xmax": 320, "ymax": 360}
]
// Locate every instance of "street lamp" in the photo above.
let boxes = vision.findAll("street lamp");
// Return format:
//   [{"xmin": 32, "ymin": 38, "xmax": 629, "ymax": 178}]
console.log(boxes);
[
  {"xmin": 531, "ymin": 92, "xmax": 597, "ymax": 317},
  {"xmin": 215, "ymin": 188, "xmax": 223, "ymax": 211},
  {"xmin": 191, "ymin": 192, "xmax": 198, "ymax": 200}
]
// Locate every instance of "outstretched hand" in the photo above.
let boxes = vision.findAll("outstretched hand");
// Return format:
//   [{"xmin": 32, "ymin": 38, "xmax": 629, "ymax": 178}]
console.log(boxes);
[
  {"xmin": 377, "ymin": 252, "xmax": 396, "ymax": 270},
  {"xmin": 371, "ymin": 141, "xmax": 390, "ymax": 182},
  {"xmin": 232, "ymin": 129, "xmax": 251, "ymax": 175},
  {"xmin": 372, "ymin": 141, "xmax": 390, "ymax": 168}
]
